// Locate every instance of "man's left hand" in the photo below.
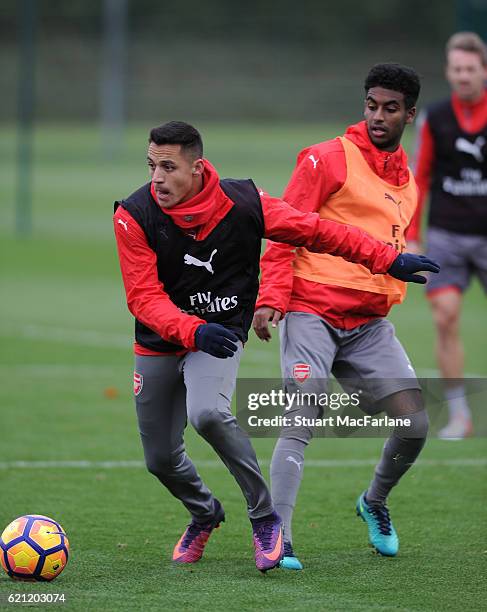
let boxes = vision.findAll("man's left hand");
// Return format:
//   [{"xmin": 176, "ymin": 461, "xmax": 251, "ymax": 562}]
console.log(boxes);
[{"xmin": 387, "ymin": 253, "xmax": 440, "ymax": 284}]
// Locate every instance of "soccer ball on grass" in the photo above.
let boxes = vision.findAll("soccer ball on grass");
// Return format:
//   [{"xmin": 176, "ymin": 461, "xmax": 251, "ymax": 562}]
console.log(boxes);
[{"xmin": 0, "ymin": 515, "xmax": 69, "ymax": 581}]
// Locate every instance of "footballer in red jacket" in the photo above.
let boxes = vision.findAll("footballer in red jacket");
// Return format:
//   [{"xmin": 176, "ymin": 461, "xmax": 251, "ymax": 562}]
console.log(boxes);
[
  {"xmin": 408, "ymin": 32, "xmax": 487, "ymax": 440},
  {"xmin": 113, "ymin": 120, "xmax": 438, "ymax": 572},
  {"xmin": 253, "ymin": 64, "xmax": 437, "ymax": 568}
]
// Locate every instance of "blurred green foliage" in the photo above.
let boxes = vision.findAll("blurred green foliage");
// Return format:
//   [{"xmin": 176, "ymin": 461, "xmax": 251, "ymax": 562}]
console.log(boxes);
[{"xmin": 2, "ymin": 0, "xmax": 483, "ymax": 122}]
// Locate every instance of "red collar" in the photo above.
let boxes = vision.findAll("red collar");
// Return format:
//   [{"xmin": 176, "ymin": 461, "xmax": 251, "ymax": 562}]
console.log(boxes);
[
  {"xmin": 451, "ymin": 89, "xmax": 487, "ymax": 133},
  {"xmin": 344, "ymin": 121, "xmax": 410, "ymax": 187}
]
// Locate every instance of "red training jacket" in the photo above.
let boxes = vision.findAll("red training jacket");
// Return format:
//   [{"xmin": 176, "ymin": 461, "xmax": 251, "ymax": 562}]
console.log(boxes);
[
  {"xmin": 408, "ymin": 89, "xmax": 487, "ymax": 242},
  {"xmin": 114, "ymin": 159, "xmax": 398, "ymax": 354},
  {"xmin": 256, "ymin": 121, "xmax": 413, "ymax": 329}
]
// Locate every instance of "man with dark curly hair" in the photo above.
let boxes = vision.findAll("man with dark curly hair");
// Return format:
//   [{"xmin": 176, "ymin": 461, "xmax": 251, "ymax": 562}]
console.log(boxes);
[{"xmin": 253, "ymin": 63, "xmax": 428, "ymax": 568}]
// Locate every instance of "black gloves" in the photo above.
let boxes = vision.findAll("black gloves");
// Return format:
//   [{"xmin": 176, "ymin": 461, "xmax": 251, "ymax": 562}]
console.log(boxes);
[
  {"xmin": 195, "ymin": 323, "xmax": 239, "ymax": 358},
  {"xmin": 388, "ymin": 253, "xmax": 440, "ymax": 284}
]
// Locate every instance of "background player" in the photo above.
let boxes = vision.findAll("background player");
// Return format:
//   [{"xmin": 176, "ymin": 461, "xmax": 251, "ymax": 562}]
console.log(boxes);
[
  {"xmin": 113, "ymin": 121, "xmax": 436, "ymax": 572},
  {"xmin": 408, "ymin": 32, "xmax": 487, "ymax": 439},
  {"xmin": 253, "ymin": 64, "xmax": 432, "ymax": 569}
]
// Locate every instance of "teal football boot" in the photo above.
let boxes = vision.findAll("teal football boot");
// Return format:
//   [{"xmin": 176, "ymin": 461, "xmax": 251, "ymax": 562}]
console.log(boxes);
[
  {"xmin": 279, "ymin": 541, "xmax": 303, "ymax": 570},
  {"xmin": 356, "ymin": 491, "xmax": 399, "ymax": 556}
]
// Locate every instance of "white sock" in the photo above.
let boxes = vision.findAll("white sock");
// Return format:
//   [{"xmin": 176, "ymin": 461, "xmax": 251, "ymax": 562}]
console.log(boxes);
[{"xmin": 445, "ymin": 385, "xmax": 471, "ymax": 420}]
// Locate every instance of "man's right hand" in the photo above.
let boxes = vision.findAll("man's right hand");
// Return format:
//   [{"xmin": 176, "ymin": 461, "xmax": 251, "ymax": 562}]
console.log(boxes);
[
  {"xmin": 252, "ymin": 307, "xmax": 282, "ymax": 341},
  {"xmin": 195, "ymin": 323, "xmax": 239, "ymax": 358}
]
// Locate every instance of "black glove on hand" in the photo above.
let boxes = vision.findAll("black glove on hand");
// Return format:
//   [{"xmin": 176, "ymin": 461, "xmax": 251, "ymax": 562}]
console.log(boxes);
[
  {"xmin": 387, "ymin": 253, "xmax": 440, "ymax": 284},
  {"xmin": 195, "ymin": 323, "xmax": 239, "ymax": 358}
]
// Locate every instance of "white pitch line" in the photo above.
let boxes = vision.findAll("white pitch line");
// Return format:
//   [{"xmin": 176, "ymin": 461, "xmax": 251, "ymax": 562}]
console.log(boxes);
[
  {"xmin": 0, "ymin": 364, "xmax": 130, "ymax": 377},
  {"xmin": 1, "ymin": 363, "xmax": 485, "ymax": 380},
  {"xmin": 3, "ymin": 324, "xmax": 131, "ymax": 350},
  {"xmin": 0, "ymin": 458, "xmax": 485, "ymax": 470},
  {"xmin": 416, "ymin": 367, "xmax": 486, "ymax": 379},
  {"xmin": 2, "ymin": 325, "xmax": 486, "ymax": 378}
]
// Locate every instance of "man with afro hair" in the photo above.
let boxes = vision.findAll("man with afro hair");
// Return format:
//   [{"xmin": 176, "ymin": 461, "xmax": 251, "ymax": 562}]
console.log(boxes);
[{"xmin": 254, "ymin": 63, "xmax": 429, "ymax": 568}]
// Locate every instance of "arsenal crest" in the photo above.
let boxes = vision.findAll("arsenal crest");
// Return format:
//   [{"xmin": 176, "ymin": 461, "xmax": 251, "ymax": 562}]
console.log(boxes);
[
  {"xmin": 134, "ymin": 371, "xmax": 143, "ymax": 396},
  {"xmin": 293, "ymin": 363, "xmax": 311, "ymax": 383}
]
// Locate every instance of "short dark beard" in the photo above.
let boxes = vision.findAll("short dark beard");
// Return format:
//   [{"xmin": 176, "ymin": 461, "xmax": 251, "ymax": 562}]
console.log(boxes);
[{"xmin": 368, "ymin": 128, "xmax": 401, "ymax": 152}]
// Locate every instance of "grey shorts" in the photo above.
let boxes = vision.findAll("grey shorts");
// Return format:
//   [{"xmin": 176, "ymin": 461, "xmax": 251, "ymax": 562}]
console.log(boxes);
[
  {"xmin": 426, "ymin": 227, "xmax": 487, "ymax": 294},
  {"xmin": 279, "ymin": 312, "xmax": 420, "ymax": 415}
]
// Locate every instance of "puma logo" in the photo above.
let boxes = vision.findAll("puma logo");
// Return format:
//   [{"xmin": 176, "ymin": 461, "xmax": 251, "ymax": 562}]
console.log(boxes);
[
  {"xmin": 117, "ymin": 218, "xmax": 128, "ymax": 231},
  {"xmin": 308, "ymin": 154, "xmax": 319, "ymax": 169},
  {"xmin": 455, "ymin": 136, "xmax": 485, "ymax": 163},
  {"xmin": 384, "ymin": 193, "xmax": 401, "ymax": 207},
  {"xmin": 286, "ymin": 455, "xmax": 303, "ymax": 471},
  {"xmin": 184, "ymin": 249, "xmax": 217, "ymax": 274}
]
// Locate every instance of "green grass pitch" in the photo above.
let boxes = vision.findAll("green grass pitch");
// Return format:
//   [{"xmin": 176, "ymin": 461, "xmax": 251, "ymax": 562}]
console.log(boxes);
[{"xmin": 0, "ymin": 125, "xmax": 486, "ymax": 611}]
